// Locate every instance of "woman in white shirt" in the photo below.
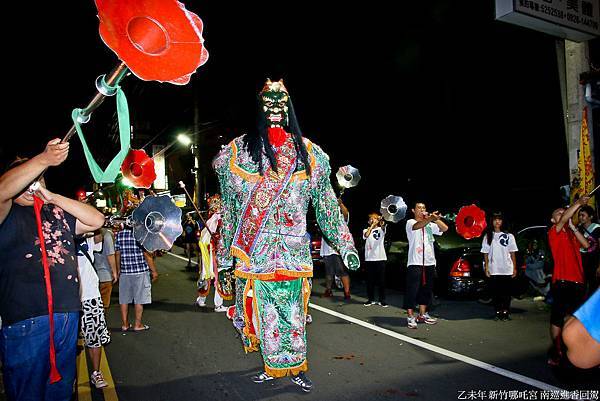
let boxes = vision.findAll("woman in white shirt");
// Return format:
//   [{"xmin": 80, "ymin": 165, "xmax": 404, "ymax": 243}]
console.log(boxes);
[
  {"xmin": 363, "ymin": 213, "xmax": 388, "ymax": 307},
  {"xmin": 481, "ymin": 212, "xmax": 518, "ymax": 321}
]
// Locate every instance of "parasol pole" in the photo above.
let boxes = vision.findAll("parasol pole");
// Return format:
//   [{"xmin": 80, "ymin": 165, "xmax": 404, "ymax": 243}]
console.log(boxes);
[
  {"xmin": 29, "ymin": 62, "xmax": 130, "ymax": 191},
  {"xmin": 586, "ymin": 184, "xmax": 600, "ymax": 198},
  {"xmin": 63, "ymin": 62, "xmax": 129, "ymax": 142},
  {"xmin": 178, "ymin": 181, "xmax": 214, "ymax": 237}
]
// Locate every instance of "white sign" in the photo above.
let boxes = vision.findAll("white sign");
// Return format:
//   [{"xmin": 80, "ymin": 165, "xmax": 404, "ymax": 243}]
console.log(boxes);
[
  {"xmin": 153, "ymin": 145, "xmax": 168, "ymax": 190},
  {"xmin": 496, "ymin": 0, "xmax": 600, "ymax": 41}
]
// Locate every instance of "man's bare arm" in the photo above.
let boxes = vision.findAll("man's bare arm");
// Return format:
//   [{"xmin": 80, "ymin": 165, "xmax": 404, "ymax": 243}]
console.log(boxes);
[
  {"xmin": 557, "ymin": 197, "xmax": 589, "ymax": 232},
  {"xmin": 35, "ymin": 187, "xmax": 104, "ymax": 235},
  {"xmin": 0, "ymin": 139, "xmax": 69, "ymax": 224}
]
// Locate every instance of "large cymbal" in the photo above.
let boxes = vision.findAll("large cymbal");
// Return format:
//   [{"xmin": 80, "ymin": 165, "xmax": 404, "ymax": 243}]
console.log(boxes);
[
  {"xmin": 132, "ymin": 195, "xmax": 183, "ymax": 251},
  {"xmin": 380, "ymin": 195, "xmax": 407, "ymax": 223},
  {"xmin": 336, "ymin": 165, "xmax": 361, "ymax": 189}
]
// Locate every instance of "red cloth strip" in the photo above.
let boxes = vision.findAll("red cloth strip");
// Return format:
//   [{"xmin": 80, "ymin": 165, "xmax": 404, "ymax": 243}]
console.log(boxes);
[{"xmin": 33, "ymin": 196, "xmax": 62, "ymax": 383}]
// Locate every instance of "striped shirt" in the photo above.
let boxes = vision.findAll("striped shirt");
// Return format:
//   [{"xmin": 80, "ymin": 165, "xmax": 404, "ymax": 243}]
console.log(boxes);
[{"xmin": 115, "ymin": 229, "xmax": 149, "ymax": 275}]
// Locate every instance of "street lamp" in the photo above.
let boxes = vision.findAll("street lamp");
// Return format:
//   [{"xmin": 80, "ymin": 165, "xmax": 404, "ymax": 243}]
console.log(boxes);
[
  {"xmin": 175, "ymin": 132, "xmax": 200, "ymax": 205},
  {"xmin": 177, "ymin": 133, "xmax": 192, "ymax": 146}
]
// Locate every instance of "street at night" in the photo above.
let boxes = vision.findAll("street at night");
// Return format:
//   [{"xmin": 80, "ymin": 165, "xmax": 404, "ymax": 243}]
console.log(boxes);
[
  {"xmin": 1, "ymin": 1, "xmax": 599, "ymax": 401},
  {"xmin": 68, "ymin": 247, "xmax": 597, "ymax": 401}
]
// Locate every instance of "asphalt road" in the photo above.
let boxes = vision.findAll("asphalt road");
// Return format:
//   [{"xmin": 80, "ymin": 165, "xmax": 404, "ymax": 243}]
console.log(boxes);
[{"xmin": 26, "ymin": 247, "xmax": 600, "ymax": 401}]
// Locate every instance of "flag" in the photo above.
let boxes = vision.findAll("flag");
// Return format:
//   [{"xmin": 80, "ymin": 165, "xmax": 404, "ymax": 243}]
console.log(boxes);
[{"xmin": 571, "ymin": 107, "xmax": 595, "ymax": 209}]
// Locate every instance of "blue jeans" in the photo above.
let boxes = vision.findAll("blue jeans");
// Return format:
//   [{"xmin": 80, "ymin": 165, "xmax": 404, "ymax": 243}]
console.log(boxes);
[{"xmin": 0, "ymin": 312, "xmax": 79, "ymax": 401}]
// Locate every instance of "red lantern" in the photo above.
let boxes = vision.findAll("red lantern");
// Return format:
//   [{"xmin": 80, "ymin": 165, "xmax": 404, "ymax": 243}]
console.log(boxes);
[
  {"xmin": 455, "ymin": 204, "xmax": 487, "ymax": 240},
  {"xmin": 96, "ymin": 0, "xmax": 209, "ymax": 85},
  {"xmin": 121, "ymin": 149, "xmax": 157, "ymax": 189}
]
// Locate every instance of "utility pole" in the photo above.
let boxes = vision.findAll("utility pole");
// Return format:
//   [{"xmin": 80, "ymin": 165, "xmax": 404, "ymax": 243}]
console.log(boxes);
[
  {"xmin": 559, "ymin": 39, "xmax": 593, "ymax": 193},
  {"xmin": 191, "ymin": 142, "xmax": 200, "ymax": 206},
  {"xmin": 193, "ymin": 78, "xmax": 203, "ymax": 207}
]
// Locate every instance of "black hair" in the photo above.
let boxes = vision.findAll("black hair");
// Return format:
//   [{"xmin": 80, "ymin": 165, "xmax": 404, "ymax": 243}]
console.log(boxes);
[
  {"xmin": 579, "ymin": 205, "xmax": 597, "ymax": 223},
  {"xmin": 485, "ymin": 212, "xmax": 510, "ymax": 245},
  {"xmin": 242, "ymin": 95, "xmax": 311, "ymax": 176}
]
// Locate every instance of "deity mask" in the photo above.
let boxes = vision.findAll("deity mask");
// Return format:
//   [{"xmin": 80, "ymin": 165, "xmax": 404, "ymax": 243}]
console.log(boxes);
[
  {"xmin": 259, "ymin": 79, "xmax": 289, "ymax": 128},
  {"xmin": 207, "ymin": 194, "xmax": 222, "ymax": 214}
]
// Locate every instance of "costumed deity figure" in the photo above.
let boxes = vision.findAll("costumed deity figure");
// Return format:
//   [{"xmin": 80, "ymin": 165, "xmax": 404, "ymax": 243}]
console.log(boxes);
[
  {"xmin": 120, "ymin": 188, "xmax": 140, "ymax": 215},
  {"xmin": 213, "ymin": 79, "xmax": 359, "ymax": 390},
  {"xmin": 196, "ymin": 194, "xmax": 234, "ymax": 311}
]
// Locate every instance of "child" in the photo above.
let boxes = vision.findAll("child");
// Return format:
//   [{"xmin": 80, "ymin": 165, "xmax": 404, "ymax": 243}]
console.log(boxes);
[
  {"xmin": 404, "ymin": 202, "xmax": 448, "ymax": 329},
  {"xmin": 481, "ymin": 212, "xmax": 518, "ymax": 321},
  {"xmin": 363, "ymin": 213, "xmax": 388, "ymax": 307},
  {"xmin": 76, "ymin": 234, "xmax": 111, "ymax": 388}
]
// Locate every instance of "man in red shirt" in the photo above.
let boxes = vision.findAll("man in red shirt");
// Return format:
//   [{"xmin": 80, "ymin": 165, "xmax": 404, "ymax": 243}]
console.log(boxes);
[{"xmin": 547, "ymin": 196, "xmax": 590, "ymax": 366}]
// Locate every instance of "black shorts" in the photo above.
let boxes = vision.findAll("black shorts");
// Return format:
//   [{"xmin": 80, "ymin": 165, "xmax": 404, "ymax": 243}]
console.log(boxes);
[
  {"xmin": 550, "ymin": 280, "xmax": 584, "ymax": 327},
  {"xmin": 183, "ymin": 235, "xmax": 197, "ymax": 244},
  {"xmin": 323, "ymin": 255, "xmax": 348, "ymax": 277}
]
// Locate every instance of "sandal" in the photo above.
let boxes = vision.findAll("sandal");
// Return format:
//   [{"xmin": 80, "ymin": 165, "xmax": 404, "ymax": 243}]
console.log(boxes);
[
  {"xmin": 121, "ymin": 325, "xmax": 131, "ymax": 332},
  {"xmin": 133, "ymin": 324, "xmax": 150, "ymax": 332}
]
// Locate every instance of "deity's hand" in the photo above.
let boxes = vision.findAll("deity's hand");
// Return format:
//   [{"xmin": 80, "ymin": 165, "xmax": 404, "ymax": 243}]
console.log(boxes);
[{"xmin": 344, "ymin": 251, "xmax": 360, "ymax": 271}]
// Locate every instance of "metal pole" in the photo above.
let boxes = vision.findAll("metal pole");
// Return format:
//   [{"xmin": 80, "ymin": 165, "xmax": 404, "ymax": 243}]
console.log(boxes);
[
  {"xmin": 63, "ymin": 62, "xmax": 129, "ymax": 143},
  {"xmin": 192, "ymin": 143, "xmax": 201, "ymax": 208},
  {"xmin": 30, "ymin": 62, "xmax": 130, "ymax": 190}
]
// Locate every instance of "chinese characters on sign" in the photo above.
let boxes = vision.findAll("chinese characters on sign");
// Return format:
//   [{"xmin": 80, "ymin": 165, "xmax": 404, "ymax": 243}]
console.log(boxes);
[
  {"xmin": 496, "ymin": 0, "xmax": 600, "ymax": 41},
  {"xmin": 457, "ymin": 389, "xmax": 599, "ymax": 400}
]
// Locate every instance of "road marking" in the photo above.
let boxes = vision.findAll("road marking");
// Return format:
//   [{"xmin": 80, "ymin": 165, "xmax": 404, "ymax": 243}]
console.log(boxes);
[
  {"xmin": 308, "ymin": 302, "xmax": 564, "ymax": 392},
  {"xmin": 167, "ymin": 250, "xmax": 562, "ymax": 391},
  {"xmin": 77, "ymin": 337, "xmax": 119, "ymax": 401},
  {"xmin": 77, "ymin": 344, "xmax": 92, "ymax": 401},
  {"xmin": 100, "ymin": 347, "xmax": 119, "ymax": 401},
  {"xmin": 167, "ymin": 252, "xmax": 198, "ymax": 264}
]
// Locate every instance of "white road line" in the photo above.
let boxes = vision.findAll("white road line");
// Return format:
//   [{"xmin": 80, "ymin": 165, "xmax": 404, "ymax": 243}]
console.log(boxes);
[
  {"xmin": 166, "ymin": 251, "xmax": 563, "ymax": 391},
  {"xmin": 308, "ymin": 302, "xmax": 564, "ymax": 392},
  {"xmin": 167, "ymin": 252, "xmax": 198, "ymax": 264}
]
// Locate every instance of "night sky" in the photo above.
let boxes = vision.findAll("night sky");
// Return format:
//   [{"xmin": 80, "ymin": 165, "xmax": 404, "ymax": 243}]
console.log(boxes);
[{"xmin": 3, "ymin": 1, "xmax": 596, "ymax": 236}]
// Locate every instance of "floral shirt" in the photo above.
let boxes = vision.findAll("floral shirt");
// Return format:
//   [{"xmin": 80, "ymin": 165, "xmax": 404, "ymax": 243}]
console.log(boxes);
[
  {"xmin": 0, "ymin": 203, "xmax": 80, "ymax": 326},
  {"xmin": 213, "ymin": 135, "xmax": 357, "ymax": 279}
]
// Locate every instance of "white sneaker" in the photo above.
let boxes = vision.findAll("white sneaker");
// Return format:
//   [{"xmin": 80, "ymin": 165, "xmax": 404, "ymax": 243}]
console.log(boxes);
[
  {"xmin": 195, "ymin": 297, "xmax": 206, "ymax": 307},
  {"xmin": 407, "ymin": 316, "xmax": 417, "ymax": 329},
  {"xmin": 90, "ymin": 370, "xmax": 108, "ymax": 389},
  {"xmin": 416, "ymin": 313, "xmax": 437, "ymax": 325},
  {"xmin": 214, "ymin": 305, "xmax": 228, "ymax": 312}
]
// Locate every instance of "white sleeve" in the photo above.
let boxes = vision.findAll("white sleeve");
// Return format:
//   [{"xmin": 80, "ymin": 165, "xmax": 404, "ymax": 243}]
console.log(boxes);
[
  {"xmin": 508, "ymin": 234, "xmax": 518, "ymax": 253},
  {"xmin": 362, "ymin": 229, "xmax": 368, "ymax": 240},
  {"xmin": 93, "ymin": 241, "xmax": 103, "ymax": 253},
  {"xmin": 431, "ymin": 223, "xmax": 443, "ymax": 236},
  {"xmin": 481, "ymin": 237, "xmax": 490, "ymax": 254}
]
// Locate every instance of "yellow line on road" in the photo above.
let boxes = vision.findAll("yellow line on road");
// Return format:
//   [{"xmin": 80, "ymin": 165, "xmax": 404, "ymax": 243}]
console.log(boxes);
[
  {"xmin": 100, "ymin": 347, "xmax": 119, "ymax": 401},
  {"xmin": 77, "ymin": 345, "xmax": 92, "ymax": 401},
  {"xmin": 77, "ymin": 340, "xmax": 119, "ymax": 401}
]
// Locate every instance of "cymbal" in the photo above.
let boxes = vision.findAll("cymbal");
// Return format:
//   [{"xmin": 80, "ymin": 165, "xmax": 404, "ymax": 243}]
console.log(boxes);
[
  {"xmin": 336, "ymin": 165, "xmax": 361, "ymax": 189},
  {"xmin": 131, "ymin": 195, "xmax": 183, "ymax": 251},
  {"xmin": 380, "ymin": 195, "xmax": 407, "ymax": 223}
]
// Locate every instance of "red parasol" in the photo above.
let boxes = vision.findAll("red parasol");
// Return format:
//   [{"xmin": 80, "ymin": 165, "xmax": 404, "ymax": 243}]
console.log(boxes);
[
  {"xmin": 96, "ymin": 0, "xmax": 209, "ymax": 85},
  {"xmin": 121, "ymin": 149, "xmax": 157, "ymax": 188},
  {"xmin": 455, "ymin": 204, "xmax": 487, "ymax": 240}
]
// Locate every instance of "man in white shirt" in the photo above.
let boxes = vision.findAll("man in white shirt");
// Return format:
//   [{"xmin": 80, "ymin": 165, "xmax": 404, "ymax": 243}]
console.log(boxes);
[
  {"xmin": 363, "ymin": 213, "xmax": 388, "ymax": 307},
  {"xmin": 321, "ymin": 199, "xmax": 351, "ymax": 299},
  {"xmin": 404, "ymin": 202, "xmax": 448, "ymax": 329}
]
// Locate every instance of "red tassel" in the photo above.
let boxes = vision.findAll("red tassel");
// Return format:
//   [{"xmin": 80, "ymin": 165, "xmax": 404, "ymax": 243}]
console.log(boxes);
[
  {"xmin": 33, "ymin": 196, "xmax": 62, "ymax": 384},
  {"xmin": 267, "ymin": 127, "xmax": 289, "ymax": 147}
]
